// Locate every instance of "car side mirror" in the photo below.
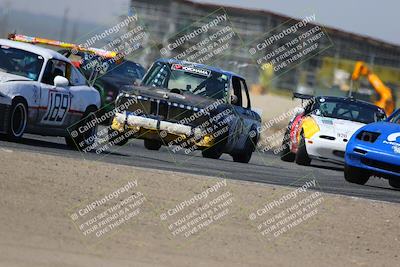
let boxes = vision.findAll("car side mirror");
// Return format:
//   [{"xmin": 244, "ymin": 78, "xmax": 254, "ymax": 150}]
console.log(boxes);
[
  {"xmin": 231, "ymin": 95, "xmax": 238, "ymax": 105},
  {"xmin": 54, "ymin": 76, "xmax": 69, "ymax": 87}
]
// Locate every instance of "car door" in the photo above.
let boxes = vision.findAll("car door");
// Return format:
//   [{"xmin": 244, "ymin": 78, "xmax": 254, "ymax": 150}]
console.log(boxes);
[
  {"xmin": 38, "ymin": 59, "xmax": 72, "ymax": 128},
  {"xmin": 226, "ymin": 76, "xmax": 257, "ymax": 151},
  {"xmin": 67, "ymin": 63, "xmax": 92, "ymax": 125}
]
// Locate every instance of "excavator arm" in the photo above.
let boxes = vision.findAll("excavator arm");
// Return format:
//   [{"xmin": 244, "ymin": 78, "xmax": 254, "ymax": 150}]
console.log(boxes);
[{"xmin": 351, "ymin": 61, "xmax": 395, "ymax": 115}]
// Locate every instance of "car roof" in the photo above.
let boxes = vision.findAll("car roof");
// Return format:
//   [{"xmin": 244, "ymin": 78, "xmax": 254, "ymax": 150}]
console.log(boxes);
[
  {"xmin": 157, "ymin": 58, "xmax": 245, "ymax": 80},
  {"xmin": 0, "ymin": 39, "xmax": 70, "ymax": 62}
]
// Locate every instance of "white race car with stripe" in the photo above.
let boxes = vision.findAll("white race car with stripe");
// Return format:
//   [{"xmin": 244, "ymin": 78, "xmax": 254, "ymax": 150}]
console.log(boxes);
[
  {"xmin": 0, "ymin": 39, "xmax": 100, "ymax": 147},
  {"xmin": 281, "ymin": 95, "xmax": 387, "ymax": 165}
]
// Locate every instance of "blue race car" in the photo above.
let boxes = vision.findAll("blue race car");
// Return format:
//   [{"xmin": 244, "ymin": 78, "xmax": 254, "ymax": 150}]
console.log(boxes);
[{"xmin": 345, "ymin": 108, "xmax": 400, "ymax": 188}]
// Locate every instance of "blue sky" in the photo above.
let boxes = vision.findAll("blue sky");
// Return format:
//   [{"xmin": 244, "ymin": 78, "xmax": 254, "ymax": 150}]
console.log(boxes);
[
  {"xmin": 197, "ymin": 0, "xmax": 400, "ymax": 45},
  {"xmin": 3, "ymin": 0, "xmax": 399, "ymax": 45}
]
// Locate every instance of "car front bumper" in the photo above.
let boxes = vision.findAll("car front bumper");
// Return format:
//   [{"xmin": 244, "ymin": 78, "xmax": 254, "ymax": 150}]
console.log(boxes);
[
  {"xmin": 111, "ymin": 112, "xmax": 214, "ymax": 148},
  {"xmin": 305, "ymin": 135, "xmax": 347, "ymax": 163},
  {"xmin": 345, "ymin": 142, "xmax": 400, "ymax": 178}
]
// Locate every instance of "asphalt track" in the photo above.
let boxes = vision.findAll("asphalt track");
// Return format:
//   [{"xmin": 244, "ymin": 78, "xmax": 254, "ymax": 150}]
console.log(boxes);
[{"xmin": 0, "ymin": 132, "xmax": 399, "ymax": 203}]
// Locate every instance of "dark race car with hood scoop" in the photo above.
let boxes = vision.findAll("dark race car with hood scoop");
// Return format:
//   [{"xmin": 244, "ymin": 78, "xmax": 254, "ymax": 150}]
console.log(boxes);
[{"xmin": 110, "ymin": 58, "xmax": 261, "ymax": 163}]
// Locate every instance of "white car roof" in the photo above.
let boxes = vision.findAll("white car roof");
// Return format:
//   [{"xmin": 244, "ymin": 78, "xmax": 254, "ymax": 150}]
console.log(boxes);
[{"xmin": 0, "ymin": 39, "xmax": 70, "ymax": 62}]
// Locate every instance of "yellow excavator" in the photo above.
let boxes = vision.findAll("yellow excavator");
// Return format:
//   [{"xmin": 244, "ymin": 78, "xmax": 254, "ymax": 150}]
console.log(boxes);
[{"xmin": 351, "ymin": 61, "xmax": 395, "ymax": 115}]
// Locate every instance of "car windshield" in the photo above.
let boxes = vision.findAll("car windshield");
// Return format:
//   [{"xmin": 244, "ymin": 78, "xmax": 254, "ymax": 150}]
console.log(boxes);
[
  {"xmin": 0, "ymin": 45, "xmax": 44, "ymax": 81},
  {"xmin": 141, "ymin": 62, "xmax": 229, "ymax": 99},
  {"xmin": 313, "ymin": 98, "xmax": 386, "ymax": 124},
  {"xmin": 389, "ymin": 110, "xmax": 400, "ymax": 124},
  {"xmin": 75, "ymin": 52, "xmax": 145, "ymax": 81},
  {"xmin": 103, "ymin": 61, "xmax": 146, "ymax": 80}
]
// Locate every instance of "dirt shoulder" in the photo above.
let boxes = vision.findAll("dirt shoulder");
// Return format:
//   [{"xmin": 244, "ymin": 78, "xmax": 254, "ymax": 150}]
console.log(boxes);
[{"xmin": 0, "ymin": 149, "xmax": 399, "ymax": 267}]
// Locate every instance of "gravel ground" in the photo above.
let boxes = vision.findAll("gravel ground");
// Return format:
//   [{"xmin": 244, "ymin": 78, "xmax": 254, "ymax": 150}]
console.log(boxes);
[{"xmin": 0, "ymin": 149, "xmax": 399, "ymax": 267}]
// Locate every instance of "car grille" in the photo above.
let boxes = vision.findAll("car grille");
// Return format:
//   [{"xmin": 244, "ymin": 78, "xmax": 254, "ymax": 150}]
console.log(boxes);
[
  {"xmin": 159, "ymin": 101, "xmax": 169, "ymax": 119},
  {"xmin": 168, "ymin": 106, "xmax": 194, "ymax": 123},
  {"xmin": 361, "ymin": 158, "xmax": 400, "ymax": 174},
  {"xmin": 123, "ymin": 96, "xmax": 200, "ymax": 125}
]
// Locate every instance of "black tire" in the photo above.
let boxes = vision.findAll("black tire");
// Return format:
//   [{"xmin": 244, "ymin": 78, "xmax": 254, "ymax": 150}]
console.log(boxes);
[
  {"xmin": 108, "ymin": 128, "xmax": 129, "ymax": 146},
  {"xmin": 295, "ymin": 133, "xmax": 311, "ymax": 166},
  {"xmin": 65, "ymin": 136, "xmax": 76, "ymax": 148},
  {"xmin": 344, "ymin": 164, "xmax": 370, "ymax": 185},
  {"xmin": 280, "ymin": 129, "xmax": 295, "ymax": 162},
  {"xmin": 388, "ymin": 177, "xmax": 400, "ymax": 189},
  {"xmin": 202, "ymin": 144, "xmax": 223, "ymax": 159},
  {"xmin": 7, "ymin": 99, "xmax": 28, "ymax": 141},
  {"xmin": 66, "ymin": 107, "xmax": 97, "ymax": 151},
  {"xmin": 144, "ymin": 139, "xmax": 162, "ymax": 150},
  {"xmin": 232, "ymin": 137, "xmax": 254, "ymax": 164}
]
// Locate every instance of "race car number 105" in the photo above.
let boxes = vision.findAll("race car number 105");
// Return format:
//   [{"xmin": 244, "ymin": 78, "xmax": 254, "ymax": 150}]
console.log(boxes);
[{"xmin": 41, "ymin": 91, "xmax": 71, "ymax": 125}]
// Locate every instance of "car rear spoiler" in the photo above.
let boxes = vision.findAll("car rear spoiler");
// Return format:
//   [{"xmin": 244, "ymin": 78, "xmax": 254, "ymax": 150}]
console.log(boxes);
[{"xmin": 7, "ymin": 33, "xmax": 119, "ymax": 59}]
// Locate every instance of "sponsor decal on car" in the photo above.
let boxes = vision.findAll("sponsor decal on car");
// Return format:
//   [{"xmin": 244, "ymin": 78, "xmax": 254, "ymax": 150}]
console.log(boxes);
[
  {"xmin": 393, "ymin": 146, "xmax": 400, "ymax": 154},
  {"xmin": 171, "ymin": 64, "xmax": 211, "ymax": 77},
  {"xmin": 321, "ymin": 119, "xmax": 333, "ymax": 125},
  {"xmin": 383, "ymin": 132, "xmax": 400, "ymax": 146},
  {"xmin": 383, "ymin": 132, "xmax": 400, "ymax": 154},
  {"xmin": 387, "ymin": 132, "xmax": 400, "ymax": 142}
]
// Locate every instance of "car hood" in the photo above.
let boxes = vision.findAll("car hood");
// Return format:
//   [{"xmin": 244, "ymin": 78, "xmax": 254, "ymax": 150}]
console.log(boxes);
[
  {"xmin": 358, "ymin": 122, "xmax": 400, "ymax": 153},
  {"xmin": 121, "ymin": 85, "xmax": 220, "ymax": 109},
  {"xmin": 0, "ymin": 72, "xmax": 32, "ymax": 83},
  {"xmin": 312, "ymin": 115, "xmax": 365, "ymax": 140}
]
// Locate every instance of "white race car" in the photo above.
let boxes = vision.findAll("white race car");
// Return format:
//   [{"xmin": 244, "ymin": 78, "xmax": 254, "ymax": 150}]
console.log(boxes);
[
  {"xmin": 281, "ymin": 95, "xmax": 387, "ymax": 165},
  {"xmin": 0, "ymin": 39, "xmax": 101, "ymax": 147}
]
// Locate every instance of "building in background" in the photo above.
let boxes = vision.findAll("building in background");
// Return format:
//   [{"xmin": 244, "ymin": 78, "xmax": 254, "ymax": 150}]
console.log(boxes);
[{"xmin": 130, "ymin": 0, "xmax": 400, "ymax": 102}]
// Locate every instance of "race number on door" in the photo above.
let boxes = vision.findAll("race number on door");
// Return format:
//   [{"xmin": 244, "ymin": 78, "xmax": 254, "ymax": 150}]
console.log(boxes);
[{"xmin": 41, "ymin": 91, "xmax": 71, "ymax": 125}]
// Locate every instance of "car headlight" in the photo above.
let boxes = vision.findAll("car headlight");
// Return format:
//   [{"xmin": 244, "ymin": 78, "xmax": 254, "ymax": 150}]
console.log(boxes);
[{"xmin": 356, "ymin": 131, "xmax": 380, "ymax": 143}]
